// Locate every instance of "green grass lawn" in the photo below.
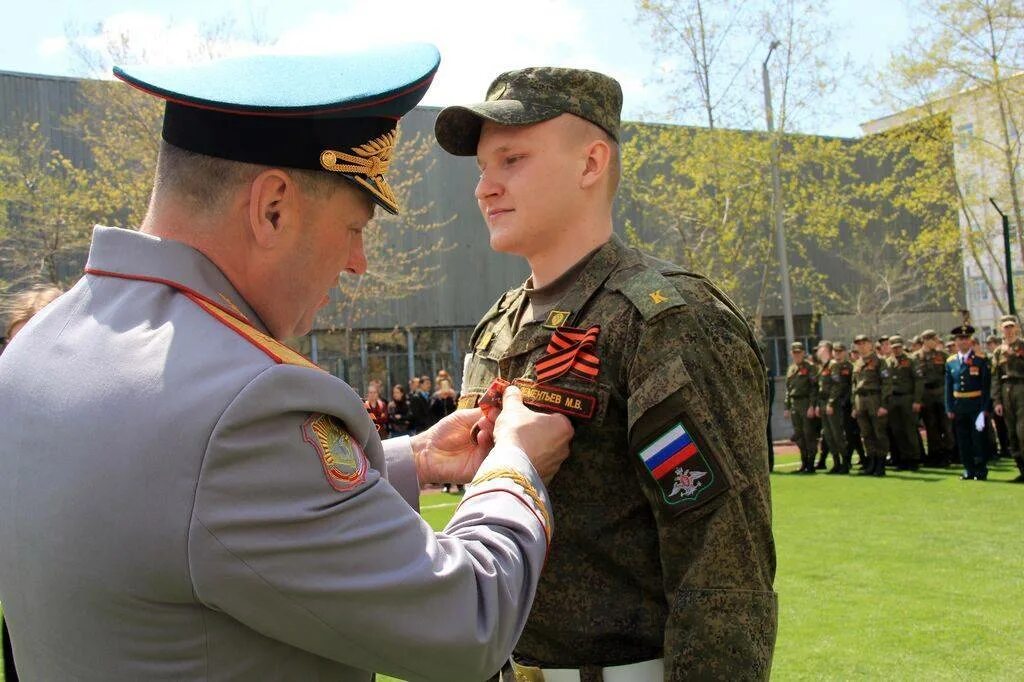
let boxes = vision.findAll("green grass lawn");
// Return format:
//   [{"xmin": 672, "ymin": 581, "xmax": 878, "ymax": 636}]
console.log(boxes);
[{"xmin": 4, "ymin": 457, "xmax": 1020, "ymax": 681}]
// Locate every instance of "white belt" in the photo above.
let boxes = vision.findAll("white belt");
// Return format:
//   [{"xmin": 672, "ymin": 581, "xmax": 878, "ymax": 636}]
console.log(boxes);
[{"xmin": 514, "ymin": 657, "xmax": 664, "ymax": 682}]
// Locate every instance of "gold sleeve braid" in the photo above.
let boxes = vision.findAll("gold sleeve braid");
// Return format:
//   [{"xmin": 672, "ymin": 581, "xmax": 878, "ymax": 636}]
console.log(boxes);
[{"xmin": 468, "ymin": 468, "xmax": 551, "ymax": 538}]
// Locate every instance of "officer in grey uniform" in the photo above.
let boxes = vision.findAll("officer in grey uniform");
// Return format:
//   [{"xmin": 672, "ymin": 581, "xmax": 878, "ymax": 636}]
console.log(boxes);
[{"xmin": 0, "ymin": 48, "xmax": 576, "ymax": 681}]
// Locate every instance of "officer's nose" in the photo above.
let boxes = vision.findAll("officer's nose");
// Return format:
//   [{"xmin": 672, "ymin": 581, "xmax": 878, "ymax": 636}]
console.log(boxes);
[{"xmin": 344, "ymin": 234, "xmax": 367, "ymax": 276}]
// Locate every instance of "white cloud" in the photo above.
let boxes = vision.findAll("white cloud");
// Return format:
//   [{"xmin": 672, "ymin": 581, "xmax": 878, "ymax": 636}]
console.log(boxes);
[{"xmin": 37, "ymin": 36, "xmax": 68, "ymax": 58}]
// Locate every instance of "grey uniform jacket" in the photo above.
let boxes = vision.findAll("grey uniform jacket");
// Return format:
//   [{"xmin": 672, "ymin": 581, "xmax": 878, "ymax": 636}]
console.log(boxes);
[{"xmin": 0, "ymin": 226, "xmax": 552, "ymax": 681}]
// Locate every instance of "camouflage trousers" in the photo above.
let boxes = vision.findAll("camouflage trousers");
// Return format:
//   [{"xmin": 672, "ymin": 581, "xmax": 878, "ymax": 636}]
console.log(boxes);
[
  {"xmin": 919, "ymin": 392, "xmax": 954, "ymax": 464},
  {"xmin": 1001, "ymin": 382, "xmax": 1024, "ymax": 474},
  {"xmin": 888, "ymin": 395, "xmax": 921, "ymax": 464},
  {"xmin": 854, "ymin": 393, "xmax": 889, "ymax": 468}
]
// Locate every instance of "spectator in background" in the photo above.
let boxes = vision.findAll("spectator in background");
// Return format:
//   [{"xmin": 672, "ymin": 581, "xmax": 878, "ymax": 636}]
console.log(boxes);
[
  {"xmin": 431, "ymin": 378, "xmax": 461, "ymax": 494},
  {"xmin": 408, "ymin": 376, "xmax": 429, "ymax": 434},
  {"xmin": 387, "ymin": 384, "xmax": 413, "ymax": 437},
  {"xmin": 1, "ymin": 283, "xmax": 62, "ymax": 682},
  {"xmin": 419, "ymin": 375, "xmax": 435, "ymax": 427},
  {"xmin": 364, "ymin": 382, "xmax": 389, "ymax": 439}
]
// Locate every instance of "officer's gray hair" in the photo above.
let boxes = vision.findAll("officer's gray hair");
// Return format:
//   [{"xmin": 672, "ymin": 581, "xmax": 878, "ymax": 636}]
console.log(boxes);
[{"xmin": 153, "ymin": 142, "xmax": 350, "ymax": 213}]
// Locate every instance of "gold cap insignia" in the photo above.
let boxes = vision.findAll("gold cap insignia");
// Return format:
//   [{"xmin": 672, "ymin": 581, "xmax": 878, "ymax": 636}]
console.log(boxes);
[{"xmin": 320, "ymin": 129, "xmax": 400, "ymax": 214}]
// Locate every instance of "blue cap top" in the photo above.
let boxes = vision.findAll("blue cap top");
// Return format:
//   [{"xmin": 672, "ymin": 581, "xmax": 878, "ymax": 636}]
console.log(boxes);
[{"xmin": 114, "ymin": 44, "xmax": 441, "ymax": 214}]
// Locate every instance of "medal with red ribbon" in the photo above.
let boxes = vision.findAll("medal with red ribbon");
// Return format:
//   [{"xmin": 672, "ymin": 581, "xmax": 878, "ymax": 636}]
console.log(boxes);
[{"xmin": 534, "ymin": 324, "xmax": 601, "ymax": 384}]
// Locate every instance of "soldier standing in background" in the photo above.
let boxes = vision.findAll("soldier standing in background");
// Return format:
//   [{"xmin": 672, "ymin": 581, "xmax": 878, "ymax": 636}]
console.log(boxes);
[
  {"xmin": 916, "ymin": 330, "xmax": 955, "ymax": 467},
  {"xmin": 888, "ymin": 336, "xmax": 922, "ymax": 470},
  {"xmin": 834, "ymin": 343, "xmax": 861, "ymax": 471},
  {"xmin": 786, "ymin": 342, "xmax": 819, "ymax": 474},
  {"xmin": 815, "ymin": 341, "xmax": 848, "ymax": 473},
  {"xmin": 945, "ymin": 325, "xmax": 990, "ymax": 480},
  {"xmin": 991, "ymin": 315, "xmax": 1024, "ymax": 482},
  {"xmin": 852, "ymin": 334, "xmax": 893, "ymax": 477}
]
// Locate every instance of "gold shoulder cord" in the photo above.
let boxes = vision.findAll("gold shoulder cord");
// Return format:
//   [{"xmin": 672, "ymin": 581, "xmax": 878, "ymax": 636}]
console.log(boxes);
[{"xmin": 470, "ymin": 468, "xmax": 551, "ymax": 537}]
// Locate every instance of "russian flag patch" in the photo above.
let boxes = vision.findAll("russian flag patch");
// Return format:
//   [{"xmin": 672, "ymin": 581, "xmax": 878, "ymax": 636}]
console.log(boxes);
[{"xmin": 638, "ymin": 421, "xmax": 720, "ymax": 506}]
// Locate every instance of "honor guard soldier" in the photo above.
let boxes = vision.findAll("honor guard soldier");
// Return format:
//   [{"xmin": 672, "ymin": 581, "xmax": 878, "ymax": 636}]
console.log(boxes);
[
  {"xmin": 945, "ymin": 325, "xmax": 990, "ymax": 480},
  {"xmin": 436, "ymin": 67, "xmax": 777, "ymax": 680},
  {"xmin": 0, "ymin": 46, "xmax": 578, "ymax": 681},
  {"xmin": 888, "ymin": 336, "xmax": 923, "ymax": 469},
  {"xmin": 852, "ymin": 334, "xmax": 893, "ymax": 476},
  {"xmin": 916, "ymin": 329, "xmax": 955, "ymax": 465},
  {"xmin": 786, "ymin": 342, "xmax": 820, "ymax": 474},
  {"xmin": 815, "ymin": 340, "xmax": 847, "ymax": 473},
  {"xmin": 991, "ymin": 315, "xmax": 1024, "ymax": 481}
]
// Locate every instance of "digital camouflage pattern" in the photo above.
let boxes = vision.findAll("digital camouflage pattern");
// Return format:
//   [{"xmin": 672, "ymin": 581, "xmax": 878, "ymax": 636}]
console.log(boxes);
[
  {"xmin": 887, "ymin": 350, "xmax": 922, "ymax": 464},
  {"xmin": 462, "ymin": 236, "xmax": 777, "ymax": 680},
  {"xmin": 915, "ymin": 344, "xmax": 955, "ymax": 463},
  {"xmin": 852, "ymin": 352, "xmax": 893, "ymax": 474},
  {"xmin": 785, "ymin": 357, "xmax": 818, "ymax": 471},
  {"xmin": 816, "ymin": 358, "xmax": 847, "ymax": 469},
  {"xmin": 434, "ymin": 67, "xmax": 623, "ymax": 156}
]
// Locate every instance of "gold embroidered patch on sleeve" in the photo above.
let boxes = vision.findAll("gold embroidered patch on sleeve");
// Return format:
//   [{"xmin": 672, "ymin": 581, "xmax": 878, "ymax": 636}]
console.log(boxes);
[
  {"xmin": 320, "ymin": 129, "xmax": 399, "ymax": 213},
  {"xmin": 469, "ymin": 468, "xmax": 551, "ymax": 538},
  {"xmin": 302, "ymin": 414, "xmax": 368, "ymax": 492}
]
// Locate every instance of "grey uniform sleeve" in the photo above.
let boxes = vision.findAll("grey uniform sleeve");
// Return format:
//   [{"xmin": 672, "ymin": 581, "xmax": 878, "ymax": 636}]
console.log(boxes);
[
  {"xmin": 189, "ymin": 365, "xmax": 551, "ymax": 682},
  {"xmin": 382, "ymin": 435, "xmax": 420, "ymax": 511}
]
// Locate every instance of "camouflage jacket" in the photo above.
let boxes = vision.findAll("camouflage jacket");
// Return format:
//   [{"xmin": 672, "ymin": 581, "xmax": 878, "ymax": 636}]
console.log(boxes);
[
  {"xmin": 852, "ymin": 352, "xmax": 893, "ymax": 410},
  {"xmin": 459, "ymin": 236, "xmax": 777, "ymax": 679},
  {"xmin": 817, "ymin": 358, "xmax": 852, "ymax": 408},
  {"xmin": 991, "ymin": 339, "xmax": 1024, "ymax": 405}
]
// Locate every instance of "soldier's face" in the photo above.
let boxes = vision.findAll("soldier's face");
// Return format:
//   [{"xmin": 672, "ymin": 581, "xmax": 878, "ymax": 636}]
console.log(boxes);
[
  {"xmin": 1004, "ymin": 324, "xmax": 1018, "ymax": 342},
  {"xmin": 836, "ymin": 350, "xmax": 847, "ymax": 361},
  {"xmin": 475, "ymin": 116, "xmax": 585, "ymax": 257},
  {"xmin": 854, "ymin": 341, "xmax": 872, "ymax": 355}
]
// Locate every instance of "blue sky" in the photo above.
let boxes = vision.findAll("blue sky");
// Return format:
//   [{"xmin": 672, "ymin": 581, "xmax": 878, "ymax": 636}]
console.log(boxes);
[{"xmin": 0, "ymin": 0, "xmax": 912, "ymax": 137}]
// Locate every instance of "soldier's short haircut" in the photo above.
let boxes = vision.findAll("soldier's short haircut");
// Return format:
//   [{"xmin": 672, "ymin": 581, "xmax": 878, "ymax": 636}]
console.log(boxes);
[
  {"xmin": 566, "ymin": 117, "xmax": 620, "ymax": 200},
  {"xmin": 154, "ymin": 141, "xmax": 354, "ymax": 213}
]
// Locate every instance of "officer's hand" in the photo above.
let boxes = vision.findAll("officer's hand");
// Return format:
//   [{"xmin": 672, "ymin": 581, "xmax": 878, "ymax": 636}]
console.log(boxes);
[
  {"xmin": 808, "ymin": 407, "xmax": 817, "ymax": 418},
  {"xmin": 826, "ymin": 405, "xmax": 834, "ymax": 416},
  {"xmin": 947, "ymin": 411, "xmax": 955, "ymax": 420},
  {"xmin": 493, "ymin": 386, "xmax": 574, "ymax": 484},
  {"xmin": 411, "ymin": 408, "xmax": 494, "ymax": 485},
  {"xmin": 912, "ymin": 402, "xmax": 922, "ymax": 414},
  {"xmin": 995, "ymin": 404, "xmax": 1004, "ymax": 417},
  {"xmin": 877, "ymin": 407, "xmax": 888, "ymax": 417},
  {"xmin": 784, "ymin": 410, "xmax": 791, "ymax": 418}
]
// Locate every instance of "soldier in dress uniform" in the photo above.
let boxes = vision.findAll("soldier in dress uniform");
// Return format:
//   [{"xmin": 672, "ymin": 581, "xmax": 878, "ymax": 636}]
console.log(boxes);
[
  {"xmin": 435, "ymin": 66, "xmax": 777, "ymax": 681},
  {"xmin": 945, "ymin": 325, "xmax": 990, "ymax": 480},
  {"xmin": 991, "ymin": 315, "xmax": 1024, "ymax": 482},
  {"xmin": 0, "ymin": 47, "xmax": 577, "ymax": 681},
  {"xmin": 887, "ymin": 336, "xmax": 922, "ymax": 470},
  {"xmin": 786, "ymin": 342, "xmax": 820, "ymax": 474},
  {"xmin": 852, "ymin": 334, "xmax": 893, "ymax": 476},
  {"xmin": 916, "ymin": 330, "xmax": 955, "ymax": 466},
  {"xmin": 815, "ymin": 341, "xmax": 847, "ymax": 473}
]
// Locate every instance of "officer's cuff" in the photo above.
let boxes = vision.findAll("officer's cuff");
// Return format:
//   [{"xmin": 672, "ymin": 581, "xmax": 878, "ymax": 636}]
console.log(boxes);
[
  {"xmin": 382, "ymin": 435, "xmax": 420, "ymax": 512},
  {"xmin": 459, "ymin": 445, "xmax": 553, "ymax": 543}
]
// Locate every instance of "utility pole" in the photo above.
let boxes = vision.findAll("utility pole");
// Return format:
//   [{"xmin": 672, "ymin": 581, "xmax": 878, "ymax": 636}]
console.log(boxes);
[
  {"xmin": 762, "ymin": 41, "xmax": 795, "ymax": 353},
  {"xmin": 990, "ymin": 197, "xmax": 1017, "ymax": 316}
]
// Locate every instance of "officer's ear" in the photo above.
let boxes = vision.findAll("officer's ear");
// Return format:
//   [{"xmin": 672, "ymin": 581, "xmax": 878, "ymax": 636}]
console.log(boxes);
[{"xmin": 248, "ymin": 169, "xmax": 298, "ymax": 248}]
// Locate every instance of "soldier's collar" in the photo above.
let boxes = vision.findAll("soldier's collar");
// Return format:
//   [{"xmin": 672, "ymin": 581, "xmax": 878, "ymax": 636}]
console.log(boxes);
[{"xmin": 84, "ymin": 226, "xmax": 267, "ymax": 333}]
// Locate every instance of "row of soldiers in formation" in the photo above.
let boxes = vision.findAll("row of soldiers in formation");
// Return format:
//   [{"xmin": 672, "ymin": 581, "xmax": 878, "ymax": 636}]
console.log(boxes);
[{"xmin": 784, "ymin": 316, "xmax": 1024, "ymax": 482}]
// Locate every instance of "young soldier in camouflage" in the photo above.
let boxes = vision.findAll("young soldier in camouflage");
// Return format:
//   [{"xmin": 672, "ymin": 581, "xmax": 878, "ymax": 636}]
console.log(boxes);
[
  {"xmin": 852, "ymin": 334, "xmax": 893, "ymax": 476},
  {"xmin": 815, "ymin": 341, "xmax": 847, "ymax": 473},
  {"xmin": 991, "ymin": 315, "xmax": 1024, "ymax": 481},
  {"xmin": 916, "ymin": 330, "xmax": 955, "ymax": 466},
  {"xmin": 435, "ymin": 67, "xmax": 777, "ymax": 681}
]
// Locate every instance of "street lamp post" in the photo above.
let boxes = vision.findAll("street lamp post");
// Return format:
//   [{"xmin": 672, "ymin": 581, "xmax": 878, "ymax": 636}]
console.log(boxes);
[
  {"xmin": 762, "ymin": 41, "xmax": 796, "ymax": 355},
  {"xmin": 990, "ymin": 197, "xmax": 1017, "ymax": 316}
]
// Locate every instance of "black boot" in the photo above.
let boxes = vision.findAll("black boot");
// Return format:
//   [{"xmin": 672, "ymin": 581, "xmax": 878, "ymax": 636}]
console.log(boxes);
[
  {"xmin": 1015, "ymin": 457, "xmax": 1024, "ymax": 483},
  {"xmin": 859, "ymin": 455, "xmax": 874, "ymax": 475},
  {"xmin": 873, "ymin": 455, "xmax": 887, "ymax": 476}
]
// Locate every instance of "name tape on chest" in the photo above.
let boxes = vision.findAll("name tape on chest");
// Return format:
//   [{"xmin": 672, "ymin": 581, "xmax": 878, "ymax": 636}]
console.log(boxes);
[{"xmin": 512, "ymin": 378, "xmax": 596, "ymax": 419}]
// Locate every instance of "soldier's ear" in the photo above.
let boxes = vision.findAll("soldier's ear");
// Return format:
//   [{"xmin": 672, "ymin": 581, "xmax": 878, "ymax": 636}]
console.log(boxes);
[
  {"xmin": 248, "ymin": 169, "xmax": 297, "ymax": 248},
  {"xmin": 579, "ymin": 138, "xmax": 611, "ymax": 191}
]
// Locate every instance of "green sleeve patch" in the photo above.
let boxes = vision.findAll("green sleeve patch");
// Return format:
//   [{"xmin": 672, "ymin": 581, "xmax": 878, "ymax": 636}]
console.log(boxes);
[{"xmin": 608, "ymin": 268, "xmax": 686, "ymax": 321}]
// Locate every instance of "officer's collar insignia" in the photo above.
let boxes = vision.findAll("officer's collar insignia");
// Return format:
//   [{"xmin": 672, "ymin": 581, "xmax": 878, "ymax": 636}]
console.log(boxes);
[
  {"xmin": 302, "ymin": 414, "xmax": 368, "ymax": 492},
  {"xmin": 535, "ymin": 324, "xmax": 601, "ymax": 384},
  {"xmin": 320, "ymin": 129, "xmax": 399, "ymax": 214},
  {"xmin": 542, "ymin": 309, "xmax": 572, "ymax": 330},
  {"xmin": 637, "ymin": 421, "xmax": 728, "ymax": 511}
]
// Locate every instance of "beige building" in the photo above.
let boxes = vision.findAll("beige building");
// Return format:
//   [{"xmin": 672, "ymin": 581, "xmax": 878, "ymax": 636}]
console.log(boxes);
[{"xmin": 862, "ymin": 73, "xmax": 1024, "ymax": 337}]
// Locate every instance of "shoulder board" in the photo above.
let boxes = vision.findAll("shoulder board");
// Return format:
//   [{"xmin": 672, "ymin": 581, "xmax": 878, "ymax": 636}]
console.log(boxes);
[
  {"xmin": 189, "ymin": 294, "xmax": 320, "ymax": 370},
  {"xmin": 607, "ymin": 267, "xmax": 685, "ymax": 321},
  {"xmin": 470, "ymin": 287, "xmax": 521, "ymax": 348},
  {"xmin": 946, "ymin": 355, "xmax": 957, "ymax": 364}
]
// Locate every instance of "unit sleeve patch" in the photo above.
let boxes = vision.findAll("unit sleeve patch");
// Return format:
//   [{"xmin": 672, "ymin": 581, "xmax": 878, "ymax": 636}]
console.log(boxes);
[
  {"xmin": 637, "ymin": 421, "xmax": 728, "ymax": 509},
  {"xmin": 301, "ymin": 414, "xmax": 368, "ymax": 492}
]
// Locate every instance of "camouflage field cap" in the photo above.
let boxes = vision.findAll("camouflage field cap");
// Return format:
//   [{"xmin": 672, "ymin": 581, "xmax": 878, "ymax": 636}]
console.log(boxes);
[
  {"xmin": 890, "ymin": 335, "xmax": 905, "ymax": 347},
  {"xmin": 999, "ymin": 314, "xmax": 1019, "ymax": 327},
  {"xmin": 986, "ymin": 334, "xmax": 1000, "ymax": 344},
  {"xmin": 853, "ymin": 334, "xmax": 872, "ymax": 343},
  {"xmin": 833, "ymin": 341, "xmax": 847, "ymax": 351},
  {"xmin": 434, "ymin": 67, "xmax": 623, "ymax": 156},
  {"xmin": 920, "ymin": 329, "xmax": 938, "ymax": 339},
  {"xmin": 816, "ymin": 339, "xmax": 833, "ymax": 350},
  {"xmin": 790, "ymin": 342, "xmax": 805, "ymax": 352}
]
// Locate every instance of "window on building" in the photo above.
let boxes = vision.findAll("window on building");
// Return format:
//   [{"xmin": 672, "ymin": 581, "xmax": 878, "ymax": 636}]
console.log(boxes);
[{"xmin": 956, "ymin": 123, "xmax": 974, "ymax": 151}]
